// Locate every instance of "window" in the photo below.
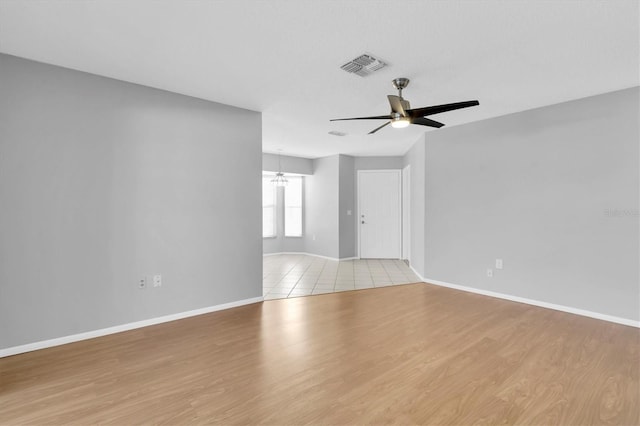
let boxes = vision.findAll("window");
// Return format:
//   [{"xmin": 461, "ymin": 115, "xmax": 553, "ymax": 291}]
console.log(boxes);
[
  {"xmin": 262, "ymin": 176, "xmax": 276, "ymax": 238},
  {"xmin": 285, "ymin": 176, "xmax": 303, "ymax": 237}
]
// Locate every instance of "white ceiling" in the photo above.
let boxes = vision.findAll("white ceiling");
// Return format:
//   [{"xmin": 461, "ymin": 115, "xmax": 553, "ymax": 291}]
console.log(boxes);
[{"xmin": 0, "ymin": 0, "xmax": 638, "ymax": 158}]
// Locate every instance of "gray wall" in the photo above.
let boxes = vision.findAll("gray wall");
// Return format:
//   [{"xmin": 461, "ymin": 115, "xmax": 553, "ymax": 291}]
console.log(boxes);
[
  {"xmin": 354, "ymin": 156, "xmax": 404, "ymax": 171},
  {"xmin": 304, "ymin": 155, "xmax": 339, "ymax": 258},
  {"xmin": 339, "ymin": 155, "xmax": 356, "ymax": 258},
  {"xmin": 420, "ymin": 87, "xmax": 639, "ymax": 321},
  {"xmin": 263, "ymin": 152, "xmax": 313, "ymax": 175},
  {"xmin": 403, "ymin": 141, "xmax": 426, "ymax": 275},
  {"xmin": 0, "ymin": 54, "xmax": 263, "ymax": 350}
]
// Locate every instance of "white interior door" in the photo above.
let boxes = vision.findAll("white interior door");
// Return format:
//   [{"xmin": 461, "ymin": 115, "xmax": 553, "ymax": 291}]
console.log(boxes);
[{"xmin": 358, "ymin": 170, "xmax": 401, "ymax": 259}]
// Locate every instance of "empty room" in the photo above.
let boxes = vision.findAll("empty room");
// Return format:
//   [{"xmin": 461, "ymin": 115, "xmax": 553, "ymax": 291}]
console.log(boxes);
[{"xmin": 0, "ymin": 1, "xmax": 638, "ymax": 424}]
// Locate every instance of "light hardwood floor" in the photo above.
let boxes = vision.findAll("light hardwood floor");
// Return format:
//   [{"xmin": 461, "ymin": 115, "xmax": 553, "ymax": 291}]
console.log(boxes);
[{"xmin": 1, "ymin": 283, "xmax": 638, "ymax": 425}]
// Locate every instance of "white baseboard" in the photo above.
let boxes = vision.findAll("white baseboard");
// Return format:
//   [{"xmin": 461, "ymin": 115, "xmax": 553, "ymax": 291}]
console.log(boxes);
[
  {"xmin": 262, "ymin": 252, "xmax": 286, "ymax": 257},
  {"xmin": 409, "ymin": 265, "xmax": 424, "ymax": 282},
  {"xmin": 0, "ymin": 296, "xmax": 264, "ymax": 358},
  {"xmin": 263, "ymin": 252, "xmax": 357, "ymax": 261},
  {"xmin": 408, "ymin": 266, "xmax": 639, "ymax": 328}
]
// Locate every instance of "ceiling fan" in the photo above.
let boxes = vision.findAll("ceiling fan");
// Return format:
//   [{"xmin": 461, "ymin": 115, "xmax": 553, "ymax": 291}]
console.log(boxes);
[{"xmin": 330, "ymin": 78, "xmax": 479, "ymax": 134}]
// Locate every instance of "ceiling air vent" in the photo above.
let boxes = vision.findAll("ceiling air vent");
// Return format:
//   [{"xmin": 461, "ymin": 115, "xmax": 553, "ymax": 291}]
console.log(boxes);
[{"xmin": 340, "ymin": 54, "xmax": 386, "ymax": 77}]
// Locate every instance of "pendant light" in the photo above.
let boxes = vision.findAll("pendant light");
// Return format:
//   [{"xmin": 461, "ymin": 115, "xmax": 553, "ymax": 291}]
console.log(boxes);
[{"xmin": 271, "ymin": 151, "xmax": 288, "ymax": 187}]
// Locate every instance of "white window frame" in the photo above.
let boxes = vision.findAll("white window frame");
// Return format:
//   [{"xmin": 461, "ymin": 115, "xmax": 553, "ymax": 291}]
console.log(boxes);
[
  {"xmin": 284, "ymin": 176, "xmax": 303, "ymax": 237},
  {"xmin": 262, "ymin": 175, "xmax": 277, "ymax": 238}
]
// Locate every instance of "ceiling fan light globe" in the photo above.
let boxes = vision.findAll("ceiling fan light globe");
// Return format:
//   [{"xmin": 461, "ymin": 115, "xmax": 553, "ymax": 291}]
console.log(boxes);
[{"xmin": 391, "ymin": 117, "xmax": 410, "ymax": 128}]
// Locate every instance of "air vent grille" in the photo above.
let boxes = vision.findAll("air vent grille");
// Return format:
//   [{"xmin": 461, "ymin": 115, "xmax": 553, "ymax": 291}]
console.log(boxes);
[{"xmin": 340, "ymin": 54, "xmax": 386, "ymax": 77}]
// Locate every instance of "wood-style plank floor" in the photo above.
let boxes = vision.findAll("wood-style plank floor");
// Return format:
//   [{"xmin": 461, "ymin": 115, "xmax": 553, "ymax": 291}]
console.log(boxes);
[{"xmin": 1, "ymin": 283, "xmax": 638, "ymax": 425}]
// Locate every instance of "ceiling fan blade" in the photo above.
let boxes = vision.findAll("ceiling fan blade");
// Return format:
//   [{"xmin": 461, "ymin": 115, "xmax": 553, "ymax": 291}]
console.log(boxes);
[
  {"xmin": 387, "ymin": 95, "xmax": 406, "ymax": 116},
  {"xmin": 407, "ymin": 100, "xmax": 479, "ymax": 117},
  {"xmin": 368, "ymin": 121, "xmax": 391, "ymax": 134},
  {"xmin": 411, "ymin": 117, "xmax": 445, "ymax": 128},
  {"xmin": 330, "ymin": 115, "xmax": 390, "ymax": 121}
]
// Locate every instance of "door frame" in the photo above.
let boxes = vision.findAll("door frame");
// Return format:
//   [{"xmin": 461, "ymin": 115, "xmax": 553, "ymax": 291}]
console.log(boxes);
[
  {"xmin": 402, "ymin": 165, "xmax": 411, "ymax": 262},
  {"xmin": 357, "ymin": 169, "xmax": 402, "ymax": 259}
]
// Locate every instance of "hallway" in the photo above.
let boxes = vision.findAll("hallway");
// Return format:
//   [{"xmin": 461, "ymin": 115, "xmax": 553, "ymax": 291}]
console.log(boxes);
[{"xmin": 263, "ymin": 254, "xmax": 421, "ymax": 300}]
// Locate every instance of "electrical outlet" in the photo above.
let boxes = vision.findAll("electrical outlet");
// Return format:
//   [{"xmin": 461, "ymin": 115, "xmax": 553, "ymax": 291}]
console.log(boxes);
[
  {"xmin": 138, "ymin": 276, "xmax": 147, "ymax": 289},
  {"xmin": 153, "ymin": 274, "xmax": 162, "ymax": 287},
  {"xmin": 496, "ymin": 259, "xmax": 503, "ymax": 270},
  {"xmin": 487, "ymin": 268, "xmax": 493, "ymax": 278}
]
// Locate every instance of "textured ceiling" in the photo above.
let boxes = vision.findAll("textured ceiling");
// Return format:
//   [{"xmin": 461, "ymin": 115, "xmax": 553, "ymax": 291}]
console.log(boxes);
[{"xmin": 0, "ymin": 0, "xmax": 638, "ymax": 158}]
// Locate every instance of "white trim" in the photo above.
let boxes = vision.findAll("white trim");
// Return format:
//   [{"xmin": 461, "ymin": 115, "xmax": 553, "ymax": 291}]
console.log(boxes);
[
  {"xmin": 283, "ymin": 176, "xmax": 304, "ymax": 238},
  {"xmin": 263, "ymin": 252, "xmax": 357, "ymax": 261},
  {"xmin": 0, "ymin": 296, "xmax": 264, "ymax": 358},
  {"xmin": 408, "ymin": 266, "xmax": 639, "ymax": 328},
  {"xmin": 402, "ymin": 165, "xmax": 411, "ymax": 261},
  {"xmin": 262, "ymin": 175, "xmax": 277, "ymax": 238}
]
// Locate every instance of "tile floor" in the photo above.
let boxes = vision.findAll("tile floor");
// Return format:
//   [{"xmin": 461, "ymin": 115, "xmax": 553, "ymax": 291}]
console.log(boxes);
[{"xmin": 263, "ymin": 254, "xmax": 422, "ymax": 300}]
